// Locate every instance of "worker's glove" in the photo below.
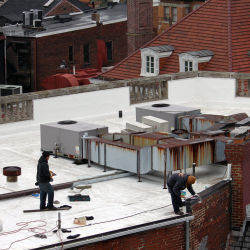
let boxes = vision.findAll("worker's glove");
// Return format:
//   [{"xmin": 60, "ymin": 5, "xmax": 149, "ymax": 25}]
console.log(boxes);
[
  {"xmin": 35, "ymin": 182, "xmax": 39, "ymax": 186},
  {"xmin": 50, "ymin": 178, "xmax": 54, "ymax": 182}
]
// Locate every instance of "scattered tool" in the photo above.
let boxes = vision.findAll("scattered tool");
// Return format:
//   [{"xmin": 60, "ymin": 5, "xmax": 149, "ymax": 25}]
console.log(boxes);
[
  {"xmin": 34, "ymin": 233, "xmax": 47, "ymax": 239},
  {"xmin": 67, "ymin": 234, "xmax": 80, "ymax": 239},
  {"xmin": 68, "ymin": 194, "xmax": 90, "ymax": 202},
  {"xmin": 23, "ymin": 206, "xmax": 71, "ymax": 213},
  {"xmin": 74, "ymin": 217, "xmax": 86, "ymax": 225},
  {"xmin": 73, "ymin": 185, "xmax": 92, "ymax": 190}
]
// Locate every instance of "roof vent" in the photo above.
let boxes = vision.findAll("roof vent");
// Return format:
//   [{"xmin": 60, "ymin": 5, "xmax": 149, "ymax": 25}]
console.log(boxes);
[
  {"xmin": 152, "ymin": 103, "xmax": 170, "ymax": 108},
  {"xmin": 58, "ymin": 120, "xmax": 77, "ymax": 125}
]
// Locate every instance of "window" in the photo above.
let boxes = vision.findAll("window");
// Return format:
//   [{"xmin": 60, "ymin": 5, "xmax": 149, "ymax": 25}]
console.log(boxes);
[
  {"xmin": 172, "ymin": 7, "xmax": 177, "ymax": 23},
  {"xmin": 68, "ymin": 46, "xmax": 73, "ymax": 62},
  {"xmin": 141, "ymin": 45, "xmax": 174, "ymax": 77},
  {"xmin": 164, "ymin": 6, "xmax": 170, "ymax": 21},
  {"xmin": 185, "ymin": 7, "xmax": 191, "ymax": 15},
  {"xmin": 179, "ymin": 50, "xmax": 213, "ymax": 72},
  {"xmin": 163, "ymin": 6, "xmax": 177, "ymax": 24},
  {"xmin": 185, "ymin": 61, "xmax": 193, "ymax": 72},
  {"xmin": 146, "ymin": 56, "xmax": 155, "ymax": 73},
  {"xmin": 105, "ymin": 41, "xmax": 113, "ymax": 61},
  {"xmin": 83, "ymin": 43, "xmax": 90, "ymax": 64}
]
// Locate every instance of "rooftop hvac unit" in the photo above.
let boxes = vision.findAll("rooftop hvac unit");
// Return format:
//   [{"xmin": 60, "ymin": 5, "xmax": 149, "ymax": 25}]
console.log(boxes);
[
  {"xmin": 142, "ymin": 116, "xmax": 169, "ymax": 133},
  {"xmin": 136, "ymin": 103, "xmax": 201, "ymax": 130},
  {"xmin": 40, "ymin": 120, "xmax": 109, "ymax": 159},
  {"xmin": 30, "ymin": 9, "xmax": 43, "ymax": 20},
  {"xmin": 22, "ymin": 11, "xmax": 33, "ymax": 26},
  {"xmin": 126, "ymin": 121, "xmax": 153, "ymax": 132},
  {"xmin": 0, "ymin": 85, "xmax": 23, "ymax": 96},
  {"xmin": 33, "ymin": 19, "xmax": 42, "ymax": 28}
]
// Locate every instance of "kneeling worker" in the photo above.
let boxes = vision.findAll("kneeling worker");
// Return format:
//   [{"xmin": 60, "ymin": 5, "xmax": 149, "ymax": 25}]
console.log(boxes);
[
  {"xmin": 36, "ymin": 151, "xmax": 57, "ymax": 210},
  {"xmin": 167, "ymin": 173, "xmax": 196, "ymax": 215}
]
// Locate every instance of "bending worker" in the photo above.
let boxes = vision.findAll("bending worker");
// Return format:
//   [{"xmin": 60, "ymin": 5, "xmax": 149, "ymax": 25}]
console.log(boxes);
[
  {"xmin": 167, "ymin": 173, "xmax": 196, "ymax": 215},
  {"xmin": 36, "ymin": 151, "xmax": 56, "ymax": 210}
]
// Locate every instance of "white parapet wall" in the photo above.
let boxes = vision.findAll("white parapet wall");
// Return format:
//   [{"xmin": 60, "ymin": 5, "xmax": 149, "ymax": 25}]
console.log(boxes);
[
  {"xmin": 34, "ymin": 87, "xmax": 130, "ymax": 124},
  {"xmin": 168, "ymin": 77, "xmax": 236, "ymax": 103}
]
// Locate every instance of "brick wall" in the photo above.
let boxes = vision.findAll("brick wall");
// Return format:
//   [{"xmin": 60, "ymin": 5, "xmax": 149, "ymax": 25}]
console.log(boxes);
[
  {"xmin": 74, "ymin": 224, "xmax": 186, "ymax": 250},
  {"xmin": 242, "ymin": 142, "xmax": 250, "ymax": 209},
  {"xmin": 189, "ymin": 182, "xmax": 231, "ymax": 249},
  {"xmin": 225, "ymin": 143, "xmax": 245, "ymax": 229},
  {"xmin": 127, "ymin": 0, "xmax": 155, "ymax": 55},
  {"xmin": 46, "ymin": 0, "xmax": 81, "ymax": 16},
  {"xmin": 35, "ymin": 21, "xmax": 127, "ymax": 89}
]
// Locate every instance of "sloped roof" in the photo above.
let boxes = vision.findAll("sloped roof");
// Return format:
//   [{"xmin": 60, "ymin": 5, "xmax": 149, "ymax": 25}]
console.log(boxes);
[
  {"xmin": 101, "ymin": 0, "xmax": 250, "ymax": 80},
  {"xmin": 0, "ymin": 0, "xmax": 90, "ymax": 23},
  {"xmin": 143, "ymin": 45, "xmax": 174, "ymax": 53},
  {"xmin": 184, "ymin": 50, "xmax": 214, "ymax": 58}
]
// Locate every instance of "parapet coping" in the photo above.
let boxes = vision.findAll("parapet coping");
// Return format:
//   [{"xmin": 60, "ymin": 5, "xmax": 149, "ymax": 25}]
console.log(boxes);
[{"xmin": 1, "ymin": 71, "xmax": 250, "ymax": 104}]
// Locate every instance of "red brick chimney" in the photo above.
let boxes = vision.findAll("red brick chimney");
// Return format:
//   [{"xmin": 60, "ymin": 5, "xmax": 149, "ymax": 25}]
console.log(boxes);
[{"xmin": 127, "ymin": 0, "xmax": 154, "ymax": 55}]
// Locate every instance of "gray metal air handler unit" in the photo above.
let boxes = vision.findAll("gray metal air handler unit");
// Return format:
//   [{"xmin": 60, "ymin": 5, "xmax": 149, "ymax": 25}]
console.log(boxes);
[
  {"xmin": 136, "ymin": 103, "xmax": 201, "ymax": 130},
  {"xmin": 40, "ymin": 120, "xmax": 108, "ymax": 159}
]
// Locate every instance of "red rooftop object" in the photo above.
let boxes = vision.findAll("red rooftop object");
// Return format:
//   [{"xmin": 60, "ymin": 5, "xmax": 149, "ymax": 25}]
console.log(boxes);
[
  {"xmin": 41, "ymin": 68, "xmax": 101, "ymax": 90},
  {"xmin": 101, "ymin": 0, "xmax": 250, "ymax": 80},
  {"xmin": 3, "ymin": 166, "xmax": 21, "ymax": 182}
]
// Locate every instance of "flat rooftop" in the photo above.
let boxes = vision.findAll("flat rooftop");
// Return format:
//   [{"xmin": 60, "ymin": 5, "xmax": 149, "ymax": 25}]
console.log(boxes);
[
  {"xmin": 2, "ymin": 3, "xmax": 127, "ymax": 38},
  {"xmin": 0, "ymin": 165, "xmax": 226, "ymax": 250},
  {"xmin": 0, "ymin": 95, "xmax": 249, "ymax": 249}
]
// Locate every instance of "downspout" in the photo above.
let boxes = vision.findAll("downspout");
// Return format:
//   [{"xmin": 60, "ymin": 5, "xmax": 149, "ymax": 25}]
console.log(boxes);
[
  {"xmin": 227, "ymin": 0, "xmax": 232, "ymax": 71},
  {"xmin": 186, "ymin": 220, "xmax": 190, "ymax": 250},
  {"xmin": 4, "ymin": 37, "xmax": 7, "ymax": 84}
]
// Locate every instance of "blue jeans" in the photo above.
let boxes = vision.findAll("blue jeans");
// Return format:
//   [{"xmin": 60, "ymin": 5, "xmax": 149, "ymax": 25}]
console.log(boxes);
[
  {"xmin": 39, "ymin": 182, "xmax": 54, "ymax": 209},
  {"xmin": 168, "ymin": 185, "xmax": 183, "ymax": 213}
]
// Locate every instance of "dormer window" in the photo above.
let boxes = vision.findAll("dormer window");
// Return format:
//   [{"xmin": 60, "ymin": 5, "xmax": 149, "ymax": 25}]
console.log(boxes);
[
  {"xmin": 146, "ymin": 56, "xmax": 155, "ymax": 74},
  {"xmin": 185, "ymin": 61, "xmax": 193, "ymax": 72},
  {"xmin": 141, "ymin": 45, "xmax": 174, "ymax": 77},
  {"xmin": 179, "ymin": 50, "xmax": 214, "ymax": 72}
]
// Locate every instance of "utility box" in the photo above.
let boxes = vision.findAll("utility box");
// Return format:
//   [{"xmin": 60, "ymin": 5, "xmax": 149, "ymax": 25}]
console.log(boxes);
[
  {"xmin": 136, "ymin": 103, "xmax": 200, "ymax": 130},
  {"xmin": 142, "ymin": 116, "xmax": 169, "ymax": 132},
  {"xmin": 0, "ymin": 85, "xmax": 22, "ymax": 96},
  {"xmin": 40, "ymin": 120, "xmax": 108, "ymax": 159},
  {"xmin": 126, "ymin": 121, "xmax": 153, "ymax": 132}
]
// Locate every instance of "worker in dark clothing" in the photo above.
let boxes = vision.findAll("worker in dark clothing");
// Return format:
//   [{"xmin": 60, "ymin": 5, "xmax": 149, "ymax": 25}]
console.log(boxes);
[
  {"xmin": 167, "ymin": 173, "xmax": 196, "ymax": 215},
  {"xmin": 36, "ymin": 151, "xmax": 56, "ymax": 210}
]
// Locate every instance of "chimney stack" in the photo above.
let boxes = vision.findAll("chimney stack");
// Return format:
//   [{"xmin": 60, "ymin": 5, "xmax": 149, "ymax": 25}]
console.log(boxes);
[{"xmin": 127, "ymin": 0, "xmax": 154, "ymax": 55}]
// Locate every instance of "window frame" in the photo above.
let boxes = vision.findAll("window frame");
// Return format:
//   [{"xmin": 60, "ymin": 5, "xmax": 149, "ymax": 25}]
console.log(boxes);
[
  {"xmin": 83, "ymin": 43, "xmax": 90, "ymax": 65},
  {"xmin": 68, "ymin": 45, "xmax": 74, "ymax": 63},
  {"xmin": 105, "ymin": 40, "xmax": 113, "ymax": 62}
]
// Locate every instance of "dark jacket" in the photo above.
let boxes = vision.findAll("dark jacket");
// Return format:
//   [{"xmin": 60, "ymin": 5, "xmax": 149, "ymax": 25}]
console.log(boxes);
[
  {"xmin": 167, "ymin": 173, "xmax": 195, "ymax": 197},
  {"xmin": 36, "ymin": 156, "xmax": 51, "ymax": 183}
]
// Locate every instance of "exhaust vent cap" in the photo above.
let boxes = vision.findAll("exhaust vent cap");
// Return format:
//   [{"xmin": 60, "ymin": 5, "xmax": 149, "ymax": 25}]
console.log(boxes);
[
  {"xmin": 152, "ymin": 103, "xmax": 170, "ymax": 108},
  {"xmin": 58, "ymin": 120, "xmax": 77, "ymax": 125}
]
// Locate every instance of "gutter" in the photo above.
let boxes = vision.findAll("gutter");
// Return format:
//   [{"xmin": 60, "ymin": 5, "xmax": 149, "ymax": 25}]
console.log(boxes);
[{"xmin": 33, "ymin": 215, "xmax": 194, "ymax": 250}]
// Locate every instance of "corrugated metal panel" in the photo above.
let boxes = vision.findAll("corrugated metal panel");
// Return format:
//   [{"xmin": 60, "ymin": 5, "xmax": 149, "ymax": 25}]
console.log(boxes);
[
  {"xmin": 215, "ymin": 140, "xmax": 226, "ymax": 162},
  {"xmin": 84, "ymin": 137, "xmax": 151, "ymax": 174},
  {"xmin": 152, "ymin": 139, "xmax": 214, "ymax": 173},
  {"xmin": 195, "ymin": 117, "xmax": 216, "ymax": 132}
]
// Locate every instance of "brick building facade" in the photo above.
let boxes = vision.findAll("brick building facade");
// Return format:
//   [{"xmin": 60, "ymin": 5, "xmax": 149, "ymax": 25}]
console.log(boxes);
[
  {"xmin": 3, "ymin": 5, "xmax": 127, "ymax": 91},
  {"xmin": 127, "ymin": 0, "xmax": 155, "ymax": 55}
]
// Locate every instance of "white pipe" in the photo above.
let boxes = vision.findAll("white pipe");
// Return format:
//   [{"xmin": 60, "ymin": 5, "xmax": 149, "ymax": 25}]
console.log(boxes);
[{"xmin": 226, "ymin": 163, "xmax": 232, "ymax": 180}]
